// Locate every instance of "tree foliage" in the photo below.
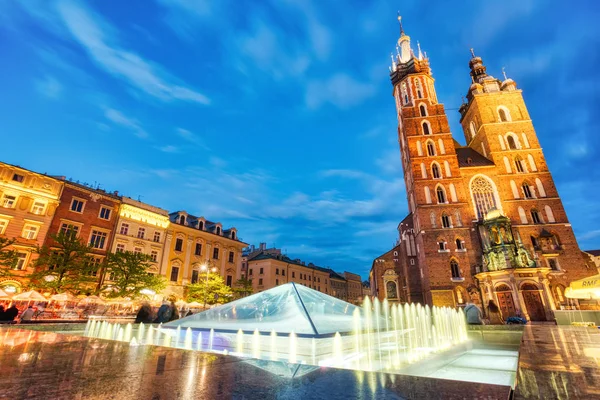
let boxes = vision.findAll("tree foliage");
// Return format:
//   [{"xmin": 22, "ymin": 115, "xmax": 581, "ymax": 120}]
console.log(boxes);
[
  {"xmin": 102, "ymin": 251, "xmax": 166, "ymax": 299},
  {"xmin": 234, "ymin": 276, "xmax": 253, "ymax": 298},
  {"xmin": 29, "ymin": 232, "xmax": 96, "ymax": 293},
  {"xmin": 187, "ymin": 273, "xmax": 233, "ymax": 305},
  {"xmin": 0, "ymin": 237, "xmax": 19, "ymax": 278}
]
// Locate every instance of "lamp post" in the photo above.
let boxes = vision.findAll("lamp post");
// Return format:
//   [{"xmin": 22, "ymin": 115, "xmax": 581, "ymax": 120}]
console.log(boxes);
[{"xmin": 200, "ymin": 264, "xmax": 217, "ymax": 310}]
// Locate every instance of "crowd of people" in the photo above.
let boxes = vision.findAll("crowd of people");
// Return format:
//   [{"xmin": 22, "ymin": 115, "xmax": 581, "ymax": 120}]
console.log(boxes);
[
  {"xmin": 134, "ymin": 297, "xmax": 195, "ymax": 324},
  {"xmin": 0, "ymin": 304, "xmax": 35, "ymax": 323}
]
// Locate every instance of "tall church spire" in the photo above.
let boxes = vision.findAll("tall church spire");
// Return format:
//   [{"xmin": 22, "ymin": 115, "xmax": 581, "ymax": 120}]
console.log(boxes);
[{"xmin": 396, "ymin": 15, "xmax": 412, "ymax": 63}]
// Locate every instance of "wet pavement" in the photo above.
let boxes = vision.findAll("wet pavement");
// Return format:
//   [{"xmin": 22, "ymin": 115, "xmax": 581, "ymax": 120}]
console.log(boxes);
[{"xmin": 0, "ymin": 327, "xmax": 510, "ymax": 400}]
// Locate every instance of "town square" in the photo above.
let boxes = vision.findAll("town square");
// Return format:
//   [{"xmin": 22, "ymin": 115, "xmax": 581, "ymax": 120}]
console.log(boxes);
[{"xmin": 0, "ymin": 1, "xmax": 599, "ymax": 399}]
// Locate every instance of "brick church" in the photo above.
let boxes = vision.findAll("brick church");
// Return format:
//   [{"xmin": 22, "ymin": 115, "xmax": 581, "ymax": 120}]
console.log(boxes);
[{"xmin": 369, "ymin": 18, "xmax": 596, "ymax": 321}]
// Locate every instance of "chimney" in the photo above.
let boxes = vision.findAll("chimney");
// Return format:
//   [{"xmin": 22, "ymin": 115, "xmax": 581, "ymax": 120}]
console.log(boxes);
[{"xmin": 260, "ymin": 242, "xmax": 266, "ymax": 251}]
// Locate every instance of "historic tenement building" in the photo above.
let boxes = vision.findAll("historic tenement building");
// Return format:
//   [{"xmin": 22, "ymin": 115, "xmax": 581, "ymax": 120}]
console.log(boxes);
[
  {"xmin": 244, "ymin": 244, "xmax": 364, "ymax": 298},
  {"xmin": 111, "ymin": 197, "xmax": 170, "ymax": 276},
  {"xmin": 0, "ymin": 162, "xmax": 63, "ymax": 294},
  {"xmin": 374, "ymin": 18, "xmax": 595, "ymax": 321},
  {"xmin": 162, "ymin": 211, "xmax": 246, "ymax": 298},
  {"xmin": 45, "ymin": 181, "xmax": 121, "ymax": 290}
]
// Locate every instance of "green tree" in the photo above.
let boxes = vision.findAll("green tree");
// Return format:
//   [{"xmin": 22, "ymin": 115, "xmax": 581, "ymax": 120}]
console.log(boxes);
[
  {"xmin": 29, "ymin": 231, "xmax": 96, "ymax": 293},
  {"xmin": 102, "ymin": 251, "xmax": 166, "ymax": 299},
  {"xmin": 187, "ymin": 273, "xmax": 233, "ymax": 307},
  {"xmin": 0, "ymin": 237, "xmax": 19, "ymax": 278},
  {"xmin": 234, "ymin": 276, "xmax": 253, "ymax": 298}
]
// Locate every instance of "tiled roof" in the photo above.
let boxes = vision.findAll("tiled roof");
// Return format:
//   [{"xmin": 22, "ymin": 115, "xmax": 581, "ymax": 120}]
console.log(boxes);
[{"xmin": 456, "ymin": 147, "xmax": 495, "ymax": 168}]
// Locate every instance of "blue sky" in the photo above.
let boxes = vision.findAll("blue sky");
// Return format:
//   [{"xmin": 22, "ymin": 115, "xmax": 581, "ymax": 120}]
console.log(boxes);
[{"xmin": 1, "ymin": 1, "xmax": 599, "ymax": 279}]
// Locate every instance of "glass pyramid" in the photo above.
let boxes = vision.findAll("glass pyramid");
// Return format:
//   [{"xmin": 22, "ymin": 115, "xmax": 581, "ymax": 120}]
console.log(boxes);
[{"xmin": 165, "ymin": 282, "xmax": 358, "ymax": 337}]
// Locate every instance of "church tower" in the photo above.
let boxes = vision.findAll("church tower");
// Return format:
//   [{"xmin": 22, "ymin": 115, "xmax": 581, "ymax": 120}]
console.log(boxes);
[
  {"xmin": 385, "ymin": 17, "xmax": 594, "ymax": 320},
  {"xmin": 390, "ymin": 17, "xmax": 479, "ymax": 306}
]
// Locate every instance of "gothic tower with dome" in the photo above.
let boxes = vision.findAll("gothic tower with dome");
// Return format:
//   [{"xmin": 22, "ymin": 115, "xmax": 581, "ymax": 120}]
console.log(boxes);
[{"xmin": 378, "ymin": 17, "xmax": 594, "ymax": 321}]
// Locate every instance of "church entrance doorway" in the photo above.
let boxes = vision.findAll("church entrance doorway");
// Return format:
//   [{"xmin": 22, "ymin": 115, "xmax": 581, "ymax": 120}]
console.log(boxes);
[
  {"xmin": 521, "ymin": 283, "xmax": 546, "ymax": 321},
  {"xmin": 495, "ymin": 284, "xmax": 516, "ymax": 320}
]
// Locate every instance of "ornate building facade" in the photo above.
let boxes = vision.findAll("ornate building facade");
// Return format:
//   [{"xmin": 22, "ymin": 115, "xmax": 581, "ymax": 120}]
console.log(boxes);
[
  {"xmin": 45, "ymin": 181, "xmax": 121, "ymax": 290},
  {"xmin": 162, "ymin": 211, "xmax": 246, "ymax": 298},
  {"xmin": 0, "ymin": 162, "xmax": 63, "ymax": 294},
  {"xmin": 111, "ymin": 197, "xmax": 170, "ymax": 277},
  {"xmin": 379, "ymin": 19, "xmax": 595, "ymax": 321}
]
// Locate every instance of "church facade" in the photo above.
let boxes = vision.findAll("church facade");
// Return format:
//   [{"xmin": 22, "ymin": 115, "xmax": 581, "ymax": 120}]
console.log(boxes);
[{"xmin": 371, "ymin": 19, "xmax": 595, "ymax": 321}]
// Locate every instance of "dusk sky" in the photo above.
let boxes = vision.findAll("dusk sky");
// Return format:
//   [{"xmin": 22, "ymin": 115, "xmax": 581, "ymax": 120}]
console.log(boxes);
[{"xmin": 1, "ymin": 0, "xmax": 598, "ymax": 279}]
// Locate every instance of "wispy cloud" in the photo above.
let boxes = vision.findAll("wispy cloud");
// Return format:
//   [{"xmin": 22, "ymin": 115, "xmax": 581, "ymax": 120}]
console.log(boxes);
[
  {"xmin": 35, "ymin": 75, "xmax": 63, "ymax": 99},
  {"xmin": 305, "ymin": 73, "xmax": 377, "ymax": 109},
  {"xmin": 157, "ymin": 145, "xmax": 179, "ymax": 153},
  {"xmin": 176, "ymin": 127, "xmax": 208, "ymax": 149},
  {"xmin": 104, "ymin": 108, "xmax": 148, "ymax": 138},
  {"xmin": 55, "ymin": 0, "xmax": 210, "ymax": 104}
]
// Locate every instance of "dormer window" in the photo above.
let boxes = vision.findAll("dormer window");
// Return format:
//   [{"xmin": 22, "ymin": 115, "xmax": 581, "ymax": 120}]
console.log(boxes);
[
  {"xmin": 198, "ymin": 221, "xmax": 204, "ymax": 230},
  {"xmin": 216, "ymin": 227, "xmax": 221, "ymax": 235},
  {"xmin": 466, "ymin": 157, "xmax": 473, "ymax": 165},
  {"xmin": 12, "ymin": 174, "xmax": 24, "ymax": 183},
  {"xmin": 179, "ymin": 215, "xmax": 186, "ymax": 225},
  {"xmin": 231, "ymin": 231, "xmax": 236, "ymax": 240}
]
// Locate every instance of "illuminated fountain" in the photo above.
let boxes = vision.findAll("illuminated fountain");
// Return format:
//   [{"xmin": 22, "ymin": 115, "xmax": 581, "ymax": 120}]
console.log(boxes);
[{"xmin": 83, "ymin": 283, "xmax": 468, "ymax": 373}]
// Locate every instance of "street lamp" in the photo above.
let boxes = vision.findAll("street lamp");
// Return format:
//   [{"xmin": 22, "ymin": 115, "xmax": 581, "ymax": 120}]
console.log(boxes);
[{"xmin": 200, "ymin": 264, "xmax": 217, "ymax": 310}]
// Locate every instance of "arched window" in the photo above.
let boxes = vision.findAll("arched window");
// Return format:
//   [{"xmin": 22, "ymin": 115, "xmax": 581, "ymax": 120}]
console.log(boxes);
[
  {"xmin": 506, "ymin": 135, "xmax": 517, "ymax": 150},
  {"xmin": 438, "ymin": 139, "xmax": 445, "ymax": 154},
  {"xmin": 531, "ymin": 209, "xmax": 542, "ymax": 224},
  {"xmin": 422, "ymin": 121, "xmax": 431, "ymax": 135},
  {"xmin": 535, "ymin": 178, "xmax": 546, "ymax": 197},
  {"xmin": 417, "ymin": 140, "xmax": 423, "ymax": 156},
  {"xmin": 419, "ymin": 104, "xmax": 427, "ymax": 117},
  {"xmin": 545, "ymin": 205, "xmax": 555, "ymax": 223},
  {"xmin": 415, "ymin": 78, "xmax": 423, "ymax": 98},
  {"xmin": 444, "ymin": 161, "xmax": 452, "ymax": 176},
  {"xmin": 436, "ymin": 185, "xmax": 447, "ymax": 203},
  {"xmin": 454, "ymin": 209, "xmax": 463, "ymax": 226},
  {"xmin": 432, "ymin": 163, "xmax": 441, "ymax": 179},
  {"xmin": 456, "ymin": 238, "xmax": 465, "ymax": 250},
  {"xmin": 198, "ymin": 221, "xmax": 204, "ymax": 230},
  {"xmin": 522, "ymin": 182, "xmax": 533, "ymax": 199},
  {"xmin": 441, "ymin": 213, "xmax": 452, "ymax": 228},
  {"xmin": 527, "ymin": 154, "xmax": 537, "ymax": 171},
  {"xmin": 498, "ymin": 135, "xmax": 506, "ymax": 150},
  {"xmin": 498, "ymin": 107, "xmax": 509, "ymax": 122},
  {"xmin": 401, "ymin": 82, "xmax": 409, "ymax": 104},
  {"xmin": 449, "ymin": 183, "xmax": 458, "ymax": 202},
  {"xmin": 510, "ymin": 180, "xmax": 520, "ymax": 199},
  {"xmin": 503, "ymin": 157, "xmax": 512, "ymax": 173},
  {"xmin": 430, "ymin": 212, "xmax": 437, "ymax": 227},
  {"xmin": 231, "ymin": 231, "xmax": 236, "ymax": 240},
  {"xmin": 522, "ymin": 133, "xmax": 530, "ymax": 148},
  {"xmin": 216, "ymin": 227, "xmax": 222, "ymax": 235},
  {"xmin": 470, "ymin": 176, "xmax": 498, "ymax": 219},
  {"xmin": 469, "ymin": 121, "xmax": 476, "ymax": 140},
  {"xmin": 424, "ymin": 187, "xmax": 432, "ymax": 204},
  {"xmin": 514, "ymin": 156, "xmax": 526, "ymax": 173},
  {"xmin": 518, "ymin": 207, "xmax": 528, "ymax": 224},
  {"xmin": 420, "ymin": 163, "xmax": 427, "ymax": 178},
  {"xmin": 426, "ymin": 141, "xmax": 436, "ymax": 156},
  {"xmin": 179, "ymin": 215, "xmax": 186, "ymax": 225},
  {"xmin": 450, "ymin": 259, "xmax": 460, "ymax": 278}
]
